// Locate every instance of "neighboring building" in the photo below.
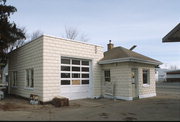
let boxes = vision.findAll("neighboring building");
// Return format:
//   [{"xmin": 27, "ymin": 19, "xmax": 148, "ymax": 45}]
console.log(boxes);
[
  {"xmin": 155, "ymin": 68, "xmax": 169, "ymax": 82},
  {"xmin": 162, "ymin": 23, "xmax": 180, "ymax": 42},
  {"xmin": 166, "ymin": 70, "xmax": 180, "ymax": 82},
  {"xmin": 8, "ymin": 35, "xmax": 162, "ymax": 102}
]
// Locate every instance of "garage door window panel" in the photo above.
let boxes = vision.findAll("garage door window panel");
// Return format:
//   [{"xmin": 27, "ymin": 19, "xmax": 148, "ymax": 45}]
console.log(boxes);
[
  {"xmin": 72, "ymin": 73, "xmax": 80, "ymax": 78},
  {"xmin": 72, "ymin": 67, "xmax": 80, "ymax": 71},
  {"xmin": 82, "ymin": 74, "xmax": 89, "ymax": 78},
  {"xmin": 72, "ymin": 60, "xmax": 80, "ymax": 65},
  {"xmin": 82, "ymin": 80, "xmax": 89, "ymax": 84},
  {"xmin": 61, "ymin": 80, "xmax": 70, "ymax": 85},
  {"xmin": 61, "ymin": 73, "xmax": 70, "ymax": 78},
  {"xmin": 61, "ymin": 66, "xmax": 70, "ymax": 71},
  {"xmin": 61, "ymin": 58, "xmax": 70, "ymax": 64},
  {"xmin": 82, "ymin": 67, "xmax": 89, "ymax": 72},
  {"xmin": 82, "ymin": 61, "xmax": 89, "ymax": 66}
]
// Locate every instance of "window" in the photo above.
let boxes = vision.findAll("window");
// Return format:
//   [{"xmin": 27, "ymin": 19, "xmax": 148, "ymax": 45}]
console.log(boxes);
[
  {"xmin": 82, "ymin": 67, "xmax": 89, "ymax": 72},
  {"xmin": 26, "ymin": 68, "xmax": 34, "ymax": 88},
  {"xmin": 61, "ymin": 58, "xmax": 70, "ymax": 64},
  {"xmin": 61, "ymin": 80, "xmax": 70, "ymax": 85},
  {"xmin": 61, "ymin": 73, "xmax": 70, "ymax": 78},
  {"xmin": 12, "ymin": 71, "xmax": 17, "ymax": 87},
  {"xmin": 82, "ymin": 61, "xmax": 89, "ymax": 66},
  {"xmin": 61, "ymin": 66, "xmax": 70, "ymax": 71},
  {"xmin": 143, "ymin": 69, "xmax": 149, "ymax": 84},
  {"xmin": 104, "ymin": 70, "xmax": 110, "ymax": 82},
  {"xmin": 82, "ymin": 74, "xmax": 89, "ymax": 78},
  {"xmin": 72, "ymin": 60, "xmax": 80, "ymax": 65},
  {"xmin": 82, "ymin": 80, "xmax": 89, "ymax": 84},
  {"xmin": 61, "ymin": 57, "xmax": 90, "ymax": 85},
  {"xmin": 72, "ymin": 73, "xmax": 80, "ymax": 78},
  {"xmin": 72, "ymin": 67, "xmax": 80, "ymax": 71}
]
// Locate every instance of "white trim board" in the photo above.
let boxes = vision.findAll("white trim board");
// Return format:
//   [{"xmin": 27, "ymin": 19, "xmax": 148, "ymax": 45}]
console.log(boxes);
[
  {"xmin": 99, "ymin": 57, "xmax": 162, "ymax": 65},
  {"xmin": 104, "ymin": 95, "xmax": 133, "ymax": 101},
  {"xmin": 139, "ymin": 93, "xmax": 156, "ymax": 99},
  {"xmin": 115, "ymin": 96, "xmax": 133, "ymax": 101}
]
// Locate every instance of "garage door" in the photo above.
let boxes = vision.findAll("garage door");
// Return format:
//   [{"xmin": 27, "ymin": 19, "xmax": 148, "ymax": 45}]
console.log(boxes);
[{"xmin": 60, "ymin": 57, "xmax": 90, "ymax": 100}]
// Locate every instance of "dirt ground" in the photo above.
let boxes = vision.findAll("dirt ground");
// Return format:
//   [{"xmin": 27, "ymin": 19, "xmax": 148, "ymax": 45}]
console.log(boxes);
[{"xmin": 0, "ymin": 82, "xmax": 180, "ymax": 121}]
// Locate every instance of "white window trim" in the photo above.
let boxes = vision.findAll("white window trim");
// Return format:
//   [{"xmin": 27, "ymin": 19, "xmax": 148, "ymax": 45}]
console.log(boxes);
[
  {"xmin": 143, "ymin": 84, "xmax": 150, "ymax": 87},
  {"xmin": 25, "ymin": 68, "xmax": 34, "ymax": 88},
  {"xmin": 142, "ymin": 69, "xmax": 150, "ymax": 85},
  {"xmin": 104, "ymin": 70, "xmax": 111, "ymax": 82},
  {"xmin": 11, "ymin": 71, "xmax": 17, "ymax": 87}
]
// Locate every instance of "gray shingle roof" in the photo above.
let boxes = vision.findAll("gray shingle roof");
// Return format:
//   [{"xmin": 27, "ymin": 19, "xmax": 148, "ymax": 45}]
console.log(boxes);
[
  {"xmin": 99, "ymin": 46, "xmax": 162, "ymax": 65},
  {"xmin": 163, "ymin": 23, "xmax": 180, "ymax": 42}
]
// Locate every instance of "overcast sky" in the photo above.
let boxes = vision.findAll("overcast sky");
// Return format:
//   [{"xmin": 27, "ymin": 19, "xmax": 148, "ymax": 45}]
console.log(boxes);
[{"xmin": 7, "ymin": 0, "xmax": 180, "ymax": 69}]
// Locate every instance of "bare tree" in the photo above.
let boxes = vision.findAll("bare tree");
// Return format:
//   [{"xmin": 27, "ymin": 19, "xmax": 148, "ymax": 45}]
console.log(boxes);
[
  {"xmin": 64, "ymin": 26, "xmax": 89, "ymax": 42},
  {"xmin": 79, "ymin": 33, "xmax": 89, "ymax": 42},
  {"xmin": 169, "ymin": 65, "xmax": 178, "ymax": 70},
  {"xmin": 65, "ymin": 26, "xmax": 78, "ymax": 40},
  {"xmin": 30, "ymin": 30, "xmax": 43, "ymax": 41}
]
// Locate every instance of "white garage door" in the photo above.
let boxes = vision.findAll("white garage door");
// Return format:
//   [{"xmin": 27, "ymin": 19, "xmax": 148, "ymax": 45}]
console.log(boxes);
[{"xmin": 60, "ymin": 57, "xmax": 90, "ymax": 100}]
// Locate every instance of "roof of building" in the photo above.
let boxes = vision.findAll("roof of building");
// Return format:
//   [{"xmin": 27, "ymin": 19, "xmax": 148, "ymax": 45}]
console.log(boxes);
[
  {"xmin": 166, "ymin": 69, "xmax": 180, "ymax": 74},
  {"xmin": 99, "ymin": 46, "xmax": 162, "ymax": 65},
  {"xmin": 162, "ymin": 23, "xmax": 180, "ymax": 42},
  {"xmin": 8, "ymin": 34, "xmax": 103, "ymax": 54}
]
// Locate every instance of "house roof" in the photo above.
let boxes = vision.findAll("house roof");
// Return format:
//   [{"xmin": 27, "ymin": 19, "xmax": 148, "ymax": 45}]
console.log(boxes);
[
  {"xmin": 99, "ymin": 46, "xmax": 162, "ymax": 65},
  {"xmin": 166, "ymin": 69, "xmax": 180, "ymax": 74},
  {"xmin": 162, "ymin": 23, "xmax": 180, "ymax": 42}
]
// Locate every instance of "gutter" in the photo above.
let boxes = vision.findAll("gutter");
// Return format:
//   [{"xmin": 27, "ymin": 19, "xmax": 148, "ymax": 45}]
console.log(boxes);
[{"xmin": 98, "ymin": 57, "xmax": 163, "ymax": 65}]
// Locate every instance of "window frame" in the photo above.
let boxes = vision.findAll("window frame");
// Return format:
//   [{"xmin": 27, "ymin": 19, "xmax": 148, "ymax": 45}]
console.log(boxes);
[
  {"xmin": 142, "ymin": 69, "xmax": 150, "ymax": 85},
  {"xmin": 60, "ymin": 57, "xmax": 90, "ymax": 85},
  {"xmin": 25, "ymin": 68, "xmax": 34, "ymax": 88},
  {"xmin": 12, "ymin": 71, "xmax": 17, "ymax": 87},
  {"xmin": 104, "ymin": 70, "xmax": 111, "ymax": 82}
]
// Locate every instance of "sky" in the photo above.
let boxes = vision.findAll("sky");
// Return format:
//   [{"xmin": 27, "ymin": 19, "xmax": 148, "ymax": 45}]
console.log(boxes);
[{"xmin": 7, "ymin": 0, "xmax": 180, "ymax": 69}]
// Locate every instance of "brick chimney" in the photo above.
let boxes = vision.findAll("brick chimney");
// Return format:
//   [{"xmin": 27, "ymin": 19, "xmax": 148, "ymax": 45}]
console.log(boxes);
[{"xmin": 107, "ymin": 40, "xmax": 114, "ymax": 51}]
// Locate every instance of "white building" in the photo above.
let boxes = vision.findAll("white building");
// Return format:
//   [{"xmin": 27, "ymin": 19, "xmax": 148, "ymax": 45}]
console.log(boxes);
[
  {"xmin": 155, "ymin": 68, "xmax": 169, "ymax": 82},
  {"xmin": 8, "ymin": 35, "xmax": 162, "ymax": 102}
]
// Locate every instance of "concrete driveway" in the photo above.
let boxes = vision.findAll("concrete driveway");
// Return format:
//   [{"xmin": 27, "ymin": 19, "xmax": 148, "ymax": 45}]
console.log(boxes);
[{"xmin": 0, "ymin": 82, "xmax": 180, "ymax": 121}]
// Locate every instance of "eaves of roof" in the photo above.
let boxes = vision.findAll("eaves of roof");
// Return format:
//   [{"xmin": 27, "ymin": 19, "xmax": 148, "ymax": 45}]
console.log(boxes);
[{"xmin": 99, "ymin": 57, "xmax": 163, "ymax": 65}]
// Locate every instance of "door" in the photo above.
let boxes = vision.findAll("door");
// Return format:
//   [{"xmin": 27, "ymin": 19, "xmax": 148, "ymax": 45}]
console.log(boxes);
[
  {"xmin": 131, "ymin": 68, "xmax": 139, "ymax": 99},
  {"xmin": 60, "ymin": 57, "xmax": 91, "ymax": 100}
]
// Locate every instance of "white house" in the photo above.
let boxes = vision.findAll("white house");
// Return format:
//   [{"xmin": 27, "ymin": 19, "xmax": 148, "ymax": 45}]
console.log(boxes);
[
  {"xmin": 8, "ymin": 35, "xmax": 162, "ymax": 102},
  {"xmin": 166, "ymin": 70, "xmax": 180, "ymax": 82},
  {"xmin": 155, "ymin": 68, "xmax": 169, "ymax": 82}
]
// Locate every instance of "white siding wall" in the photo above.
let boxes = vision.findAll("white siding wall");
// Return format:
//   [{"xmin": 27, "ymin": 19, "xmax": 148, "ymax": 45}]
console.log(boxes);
[
  {"xmin": 101, "ymin": 63, "xmax": 131, "ymax": 99},
  {"xmin": 129, "ymin": 63, "xmax": 156, "ymax": 98},
  {"xmin": 8, "ymin": 35, "xmax": 103, "ymax": 102},
  {"xmin": 8, "ymin": 37, "xmax": 43, "ymax": 101},
  {"xmin": 101, "ymin": 62, "xmax": 156, "ymax": 100},
  {"xmin": 42, "ymin": 36, "xmax": 103, "ymax": 102}
]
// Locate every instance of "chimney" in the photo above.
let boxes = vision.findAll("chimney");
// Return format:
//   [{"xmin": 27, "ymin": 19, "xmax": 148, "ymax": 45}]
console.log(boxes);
[
  {"xmin": 129, "ymin": 45, "xmax": 137, "ymax": 51},
  {"xmin": 107, "ymin": 40, "xmax": 114, "ymax": 51}
]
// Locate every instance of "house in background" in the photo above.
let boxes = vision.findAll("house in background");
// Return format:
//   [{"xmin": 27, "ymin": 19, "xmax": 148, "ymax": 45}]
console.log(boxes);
[
  {"xmin": 162, "ymin": 23, "xmax": 180, "ymax": 82},
  {"xmin": 155, "ymin": 68, "xmax": 169, "ymax": 82},
  {"xmin": 162, "ymin": 23, "xmax": 180, "ymax": 42},
  {"xmin": 8, "ymin": 35, "xmax": 162, "ymax": 102},
  {"xmin": 166, "ymin": 70, "xmax": 180, "ymax": 82}
]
